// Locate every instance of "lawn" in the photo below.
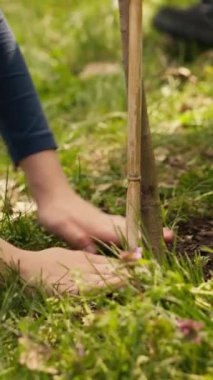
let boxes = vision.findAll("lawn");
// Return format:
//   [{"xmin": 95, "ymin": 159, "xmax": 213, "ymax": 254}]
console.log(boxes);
[{"xmin": 0, "ymin": 0, "xmax": 212, "ymax": 379}]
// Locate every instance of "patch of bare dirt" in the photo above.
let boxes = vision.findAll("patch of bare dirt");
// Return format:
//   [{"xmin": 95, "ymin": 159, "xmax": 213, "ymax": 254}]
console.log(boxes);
[{"xmin": 176, "ymin": 218, "xmax": 213, "ymax": 279}]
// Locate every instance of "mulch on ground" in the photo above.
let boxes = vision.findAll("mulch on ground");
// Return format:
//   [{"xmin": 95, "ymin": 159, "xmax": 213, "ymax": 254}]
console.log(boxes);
[{"xmin": 176, "ymin": 218, "xmax": 213, "ymax": 280}]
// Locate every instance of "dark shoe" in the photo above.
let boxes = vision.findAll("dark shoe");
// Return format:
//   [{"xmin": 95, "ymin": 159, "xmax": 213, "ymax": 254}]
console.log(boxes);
[{"xmin": 153, "ymin": 4, "xmax": 213, "ymax": 46}]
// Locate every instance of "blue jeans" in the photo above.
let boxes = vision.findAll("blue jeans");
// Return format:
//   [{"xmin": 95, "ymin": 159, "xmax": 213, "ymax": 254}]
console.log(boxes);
[{"xmin": 0, "ymin": 11, "xmax": 56, "ymax": 164}]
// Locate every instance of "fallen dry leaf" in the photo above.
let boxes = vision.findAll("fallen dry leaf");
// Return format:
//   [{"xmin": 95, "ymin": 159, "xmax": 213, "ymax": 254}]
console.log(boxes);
[
  {"xmin": 180, "ymin": 103, "xmax": 193, "ymax": 113},
  {"xmin": 12, "ymin": 201, "xmax": 36, "ymax": 214},
  {"xmin": 164, "ymin": 66, "xmax": 197, "ymax": 83},
  {"xmin": 97, "ymin": 183, "xmax": 113, "ymax": 192},
  {"xmin": 203, "ymin": 148, "xmax": 213, "ymax": 159},
  {"xmin": 0, "ymin": 179, "xmax": 16, "ymax": 195},
  {"xmin": 155, "ymin": 147, "xmax": 169, "ymax": 163},
  {"xmin": 79, "ymin": 62, "xmax": 121, "ymax": 79},
  {"xmin": 168, "ymin": 156, "xmax": 186, "ymax": 169}
]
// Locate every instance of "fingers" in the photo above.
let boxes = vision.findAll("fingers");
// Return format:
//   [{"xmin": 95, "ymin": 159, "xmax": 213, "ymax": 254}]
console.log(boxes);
[
  {"xmin": 47, "ymin": 219, "xmax": 97, "ymax": 253},
  {"xmin": 62, "ymin": 222, "xmax": 96, "ymax": 252},
  {"xmin": 91, "ymin": 275, "xmax": 126, "ymax": 290},
  {"xmin": 48, "ymin": 251, "xmax": 127, "ymax": 295},
  {"xmin": 78, "ymin": 273, "xmax": 126, "ymax": 294},
  {"xmin": 88, "ymin": 253, "xmax": 117, "ymax": 265},
  {"xmin": 94, "ymin": 262, "xmax": 119, "ymax": 276},
  {"xmin": 108, "ymin": 216, "xmax": 126, "ymax": 244},
  {"xmin": 83, "ymin": 244, "xmax": 97, "ymax": 254},
  {"xmin": 106, "ymin": 217, "xmax": 175, "ymax": 246},
  {"xmin": 104, "ymin": 216, "xmax": 175, "ymax": 246},
  {"xmin": 52, "ymin": 280, "xmax": 79, "ymax": 296},
  {"xmin": 52, "ymin": 270, "xmax": 125, "ymax": 295},
  {"xmin": 84, "ymin": 253, "xmax": 129, "ymax": 281},
  {"xmin": 163, "ymin": 227, "xmax": 175, "ymax": 243},
  {"xmin": 83, "ymin": 253, "xmax": 119, "ymax": 276},
  {"xmin": 87, "ymin": 215, "xmax": 126, "ymax": 246}
]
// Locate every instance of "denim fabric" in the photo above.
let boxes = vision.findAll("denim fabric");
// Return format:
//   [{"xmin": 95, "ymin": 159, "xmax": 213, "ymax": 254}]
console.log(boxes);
[{"xmin": 0, "ymin": 11, "xmax": 57, "ymax": 164}]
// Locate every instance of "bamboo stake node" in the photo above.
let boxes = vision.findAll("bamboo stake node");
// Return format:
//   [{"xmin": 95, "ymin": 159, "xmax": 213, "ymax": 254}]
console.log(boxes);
[{"xmin": 127, "ymin": 176, "xmax": 141, "ymax": 182}]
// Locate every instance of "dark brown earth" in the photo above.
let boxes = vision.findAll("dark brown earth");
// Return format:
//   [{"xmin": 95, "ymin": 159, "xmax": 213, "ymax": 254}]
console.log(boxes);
[{"xmin": 175, "ymin": 218, "xmax": 213, "ymax": 280}]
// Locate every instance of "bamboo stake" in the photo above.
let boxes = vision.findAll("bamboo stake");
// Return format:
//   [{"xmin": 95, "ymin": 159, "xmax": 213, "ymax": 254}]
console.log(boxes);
[
  {"xmin": 118, "ymin": 0, "xmax": 164, "ymax": 258},
  {"xmin": 126, "ymin": 0, "xmax": 142, "ymax": 250}
]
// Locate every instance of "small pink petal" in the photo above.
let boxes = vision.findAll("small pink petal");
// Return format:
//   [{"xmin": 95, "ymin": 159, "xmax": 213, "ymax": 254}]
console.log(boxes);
[
  {"xmin": 177, "ymin": 319, "xmax": 204, "ymax": 333},
  {"xmin": 134, "ymin": 247, "xmax": 142, "ymax": 259}
]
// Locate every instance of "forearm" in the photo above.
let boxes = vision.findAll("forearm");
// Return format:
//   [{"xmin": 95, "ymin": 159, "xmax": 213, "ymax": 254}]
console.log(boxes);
[{"xmin": 20, "ymin": 150, "xmax": 72, "ymax": 207}]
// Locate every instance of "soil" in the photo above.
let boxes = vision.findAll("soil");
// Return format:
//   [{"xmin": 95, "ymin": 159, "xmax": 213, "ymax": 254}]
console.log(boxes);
[{"xmin": 174, "ymin": 218, "xmax": 213, "ymax": 280}]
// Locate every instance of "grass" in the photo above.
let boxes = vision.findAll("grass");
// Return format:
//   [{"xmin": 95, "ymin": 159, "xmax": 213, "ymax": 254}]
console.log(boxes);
[{"xmin": 0, "ymin": 0, "xmax": 213, "ymax": 378}]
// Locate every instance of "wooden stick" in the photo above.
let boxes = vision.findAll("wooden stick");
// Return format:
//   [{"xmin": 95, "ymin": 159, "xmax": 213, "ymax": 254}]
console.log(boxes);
[
  {"xmin": 118, "ymin": 0, "xmax": 129, "ymax": 87},
  {"xmin": 126, "ymin": 0, "xmax": 143, "ymax": 249},
  {"xmin": 118, "ymin": 0, "xmax": 164, "ymax": 258}
]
